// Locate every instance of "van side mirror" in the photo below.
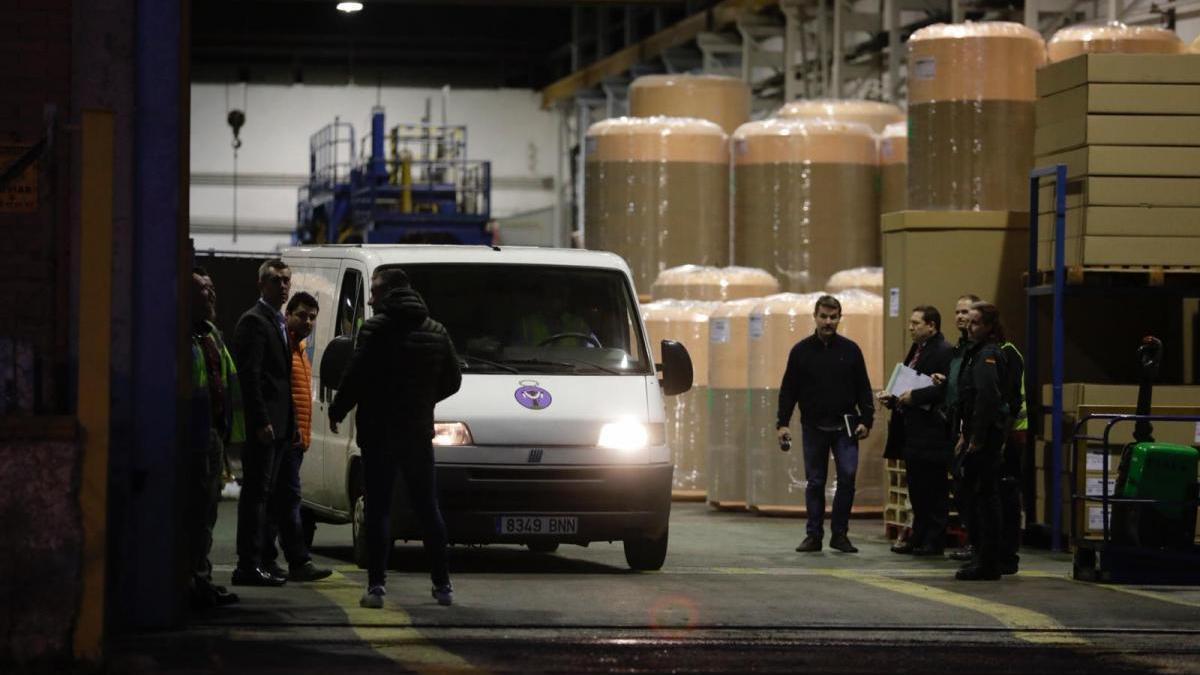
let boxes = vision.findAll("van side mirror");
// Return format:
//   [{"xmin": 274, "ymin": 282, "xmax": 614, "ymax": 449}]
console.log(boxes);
[
  {"xmin": 659, "ymin": 339, "xmax": 693, "ymax": 396},
  {"xmin": 320, "ymin": 335, "xmax": 355, "ymax": 392}
]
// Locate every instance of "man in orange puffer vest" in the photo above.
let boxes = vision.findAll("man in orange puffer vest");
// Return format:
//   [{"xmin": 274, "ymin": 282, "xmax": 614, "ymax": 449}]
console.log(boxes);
[{"xmin": 263, "ymin": 291, "xmax": 331, "ymax": 582}]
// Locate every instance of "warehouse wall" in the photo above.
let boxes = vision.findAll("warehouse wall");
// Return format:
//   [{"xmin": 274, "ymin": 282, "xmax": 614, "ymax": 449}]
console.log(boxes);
[{"xmin": 189, "ymin": 83, "xmax": 560, "ymax": 253}]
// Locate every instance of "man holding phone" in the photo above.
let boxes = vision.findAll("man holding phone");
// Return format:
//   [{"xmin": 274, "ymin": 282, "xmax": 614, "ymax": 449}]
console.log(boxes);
[{"xmin": 776, "ymin": 295, "xmax": 875, "ymax": 554}]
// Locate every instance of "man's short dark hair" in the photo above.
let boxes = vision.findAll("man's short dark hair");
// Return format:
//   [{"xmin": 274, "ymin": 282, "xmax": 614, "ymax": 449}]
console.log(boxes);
[
  {"xmin": 258, "ymin": 259, "xmax": 289, "ymax": 284},
  {"xmin": 913, "ymin": 305, "xmax": 941, "ymax": 332},
  {"xmin": 958, "ymin": 293, "xmax": 981, "ymax": 304},
  {"xmin": 373, "ymin": 268, "xmax": 410, "ymax": 294},
  {"xmin": 287, "ymin": 291, "xmax": 319, "ymax": 314},
  {"xmin": 970, "ymin": 301, "xmax": 1005, "ymax": 343},
  {"xmin": 193, "ymin": 265, "xmax": 210, "ymax": 277},
  {"xmin": 813, "ymin": 294, "xmax": 842, "ymax": 316}
]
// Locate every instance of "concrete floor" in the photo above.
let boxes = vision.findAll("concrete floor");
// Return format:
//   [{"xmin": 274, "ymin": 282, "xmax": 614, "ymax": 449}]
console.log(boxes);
[{"xmin": 111, "ymin": 501, "xmax": 1200, "ymax": 674}]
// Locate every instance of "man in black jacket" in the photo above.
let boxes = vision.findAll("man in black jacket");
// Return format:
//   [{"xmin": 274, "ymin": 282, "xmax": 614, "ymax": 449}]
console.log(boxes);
[
  {"xmin": 883, "ymin": 306, "xmax": 954, "ymax": 555},
  {"xmin": 953, "ymin": 301, "xmax": 1010, "ymax": 581},
  {"xmin": 330, "ymin": 268, "xmax": 462, "ymax": 609},
  {"xmin": 776, "ymin": 295, "xmax": 875, "ymax": 554},
  {"xmin": 231, "ymin": 259, "xmax": 297, "ymax": 587}
]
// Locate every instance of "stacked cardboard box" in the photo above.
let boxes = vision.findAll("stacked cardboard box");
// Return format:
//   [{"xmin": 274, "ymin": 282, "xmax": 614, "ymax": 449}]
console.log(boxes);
[
  {"xmin": 1034, "ymin": 53, "xmax": 1200, "ymax": 269},
  {"xmin": 1034, "ymin": 382, "xmax": 1200, "ymax": 540}
]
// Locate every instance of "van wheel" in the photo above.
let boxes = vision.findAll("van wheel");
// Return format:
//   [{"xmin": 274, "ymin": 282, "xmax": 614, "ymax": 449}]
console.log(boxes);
[
  {"xmin": 623, "ymin": 528, "xmax": 668, "ymax": 571},
  {"xmin": 300, "ymin": 506, "xmax": 317, "ymax": 549},
  {"xmin": 526, "ymin": 542, "xmax": 559, "ymax": 554},
  {"xmin": 351, "ymin": 494, "xmax": 368, "ymax": 569}
]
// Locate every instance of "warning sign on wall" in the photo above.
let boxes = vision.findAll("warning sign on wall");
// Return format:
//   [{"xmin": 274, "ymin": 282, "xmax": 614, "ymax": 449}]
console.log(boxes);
[{"xmin": 0, "ymin": 147, "xmax": 38, "ymax": 213}]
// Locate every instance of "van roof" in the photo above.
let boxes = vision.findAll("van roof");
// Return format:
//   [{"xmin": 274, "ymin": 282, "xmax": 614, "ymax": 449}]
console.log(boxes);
[{"xmin": 282, "ymin": 244, "xmax": 631, "ymax": 274}]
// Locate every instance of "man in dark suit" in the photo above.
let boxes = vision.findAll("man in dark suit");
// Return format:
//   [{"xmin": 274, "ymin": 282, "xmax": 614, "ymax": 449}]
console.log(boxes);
[
  {"xmin": 231, "ymin": 259, "xmax": 299, "ymax": 586},
  {"xmin": 883, "ymin": 305, "xmax": 954, "ymax": 555}
]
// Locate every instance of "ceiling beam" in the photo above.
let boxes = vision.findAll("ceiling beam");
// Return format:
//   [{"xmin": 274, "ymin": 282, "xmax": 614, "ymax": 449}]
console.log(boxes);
[{"xmin": 539, "ymin": 0, "xmax": 775, "ymax": 109}]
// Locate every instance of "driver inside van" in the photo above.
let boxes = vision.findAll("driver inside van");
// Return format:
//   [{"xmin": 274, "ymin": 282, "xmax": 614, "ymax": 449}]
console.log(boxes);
[{"xmin": 510, "ymin": 291, "xmax": 598, "ymax": 349}]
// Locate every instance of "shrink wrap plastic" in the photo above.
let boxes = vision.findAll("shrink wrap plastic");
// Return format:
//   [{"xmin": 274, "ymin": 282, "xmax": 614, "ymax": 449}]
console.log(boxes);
[
  {"xmin": 641, "ymin": 300, "xmax": 720, "ymax": 495},
  {"xmin": 651, "ymin": 265, "xmax": 779, "ymax": 301},
  {"xmin": 907, "ymin": 22, "xmax": 1047, "ymax": 211},
  {"xmin": 1048, "ymin": 22, "xmax": 1183, "ymax": 62},
  {"xmin": 732, "ymin": 118, "xmax": 879, "ymax": 293},
  {"xmin": 706, "ymin": 298, "xmax": 761, "ymax": 508},
  {"xmin": 585, "ymin": 117, "xmax": 730, "ymax": 293},
  {"xmin": 629, "ymin": 74, "xmax": 752, "ymax": 135},
  {"xmin": 836, "ymin": 289, "xmax": 886, "ymax": 508},
  {"xmin": 1193, "ymin": 35, "xmax": 1200, "ymax": 53},
  {"xmin": 746, "ymin": 293, "xmax": 822, "ymax": 511},
  {"xmin": 879, "ymin": 121, "xmax": 908, "ymax": 215},
  {"xmin": 825, "ymin": 266, "xmax": 884, "ymax": 296},
  {"xmin": 775, "ymin": 99, "xmax": 905, "ymax": 134}
]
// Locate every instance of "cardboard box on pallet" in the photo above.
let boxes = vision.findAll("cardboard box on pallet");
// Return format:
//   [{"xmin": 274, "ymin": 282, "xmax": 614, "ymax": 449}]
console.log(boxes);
[
  {"xmin": 1035, "ymin": 115, "xmax": 1200, "ymax": 156},
  {"xmin": 1037, "ymin": 84, "xmax": 1200, "ymax": 124},
  {"xmin": 1038, "ymin": 236, "xmax": 1200, "ymax": 269},
  {"xmin": 881, "ymin": 211, "xmax": 1028, "ymax": 376},
  {"xmin": 1037, "ymin": 146, "xmax": 1200, "ymax": 180},
  {"xmin": 1036, "ymin": 207, "xmax": 1200, "ymax": 239},
  {"xmin": 1038, "ymin": 177, "xmax": 1200, "ymax": 209},
  {"xmin": 1037, "ymin": 53, "xmax": 1200, "ymax": 98}
]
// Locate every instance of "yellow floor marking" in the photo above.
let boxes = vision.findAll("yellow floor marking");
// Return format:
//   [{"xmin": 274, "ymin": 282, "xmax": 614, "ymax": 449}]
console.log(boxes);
[
  {"xmin": 1021, "ymin": 570, "xmax": 1200, "ymax": 610},
  {"xmin": 823, "ymin": 569, "xmax": 1090, "ymax": 646},
  {"xmin": 311, "ymin": 571, "xmax": 484, "ymax": 674}
]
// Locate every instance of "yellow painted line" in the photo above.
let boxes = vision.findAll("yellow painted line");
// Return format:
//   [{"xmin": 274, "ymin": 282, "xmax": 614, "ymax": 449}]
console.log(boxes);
[
  {"xmin": 311, "ymin": 571, "xmax": 484, "ymax": 674},
  {"xmin": 823, "ymin": 569, "xmax": 1090, "ymax": 646},
  {"xmin": 1022, "ymin": 570, "xmax": 1200, "ymax": 610}
]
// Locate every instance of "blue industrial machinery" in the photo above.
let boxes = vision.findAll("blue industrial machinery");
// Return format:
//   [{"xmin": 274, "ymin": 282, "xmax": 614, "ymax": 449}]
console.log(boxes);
[{"xmin": 296, "ymin": 106, "xmax": 492, "ymax": 245}]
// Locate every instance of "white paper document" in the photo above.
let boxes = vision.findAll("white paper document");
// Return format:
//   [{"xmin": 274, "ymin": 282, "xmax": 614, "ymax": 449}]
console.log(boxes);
[{"xmin": 885, "ymin": 363, "xmax": 934, "ymax": 397}]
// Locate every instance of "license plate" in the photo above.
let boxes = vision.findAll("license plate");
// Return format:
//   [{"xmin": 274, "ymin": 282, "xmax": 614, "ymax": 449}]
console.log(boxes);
[{"xmin": 495, "ymin": 515, "xmax": 578, "ymax": 536}]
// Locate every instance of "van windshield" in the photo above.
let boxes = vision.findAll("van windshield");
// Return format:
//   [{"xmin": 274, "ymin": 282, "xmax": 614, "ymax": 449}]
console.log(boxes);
[{"xmin": 395, "ymin": 263, "xmax": 653, "ymax": 376}]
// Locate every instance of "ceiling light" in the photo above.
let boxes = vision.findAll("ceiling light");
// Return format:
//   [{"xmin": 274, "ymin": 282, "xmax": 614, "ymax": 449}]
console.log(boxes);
[{"xmin": 336, "ymin": 2, "xmax": 363, "ymax": 13}]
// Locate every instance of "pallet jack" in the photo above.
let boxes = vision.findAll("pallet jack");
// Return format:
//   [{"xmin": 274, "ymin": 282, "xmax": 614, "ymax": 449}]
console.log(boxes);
[{"xmin": 1070, "ymin": 336, "xmax": 1200, "ymax": 584}]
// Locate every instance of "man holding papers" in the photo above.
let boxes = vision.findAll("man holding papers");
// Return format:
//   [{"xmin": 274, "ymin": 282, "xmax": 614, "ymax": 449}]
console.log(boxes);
[{"xmin": 881, "ymin": 306, "xmax": 954, "ymax": 556}]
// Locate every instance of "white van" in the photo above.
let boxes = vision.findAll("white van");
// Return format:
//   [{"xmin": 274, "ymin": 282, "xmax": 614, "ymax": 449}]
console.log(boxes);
[{"xmin": 283, "ymin": 245, "xmax": 693, "ymax": 570}]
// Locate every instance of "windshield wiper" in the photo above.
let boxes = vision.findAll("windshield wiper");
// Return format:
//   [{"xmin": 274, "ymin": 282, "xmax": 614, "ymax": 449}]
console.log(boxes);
[
  {"xmin": 504, "ymin": 356, "xmax": 622, "ymax": 375},
  {"xmin": 562, "ymin": 359, "xmax": 621, "ymax": 375},
  {"xmin": 461, "ymin": 354, "xmax": 519, "ymax": 373}
]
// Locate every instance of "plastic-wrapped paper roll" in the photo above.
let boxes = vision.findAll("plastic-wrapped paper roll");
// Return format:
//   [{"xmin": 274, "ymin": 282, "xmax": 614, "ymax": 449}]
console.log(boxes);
[
  {"xmin": 641, "ymin": 300, "xmax": 720, "ymax": 498},
  {"xmin": 746, "ymin": 293, "xmax": 822, "ymax": 512},
  {"xmin": 733, "ymin": 118, "xmax": 880, "ymax": 293},
  {"xmin": 651, "ymin": 265, "xmax": 780, "ymax": 301},
  {"xmin": 706, "ymin": 298, "xmax": 760, "ymax": 510},
  {"xmin": 585, "ymin": 117, "xmax": 730, "ymax": 293},
  {"xmin": 1192, "ymin": 35, "xmax": 1200, "ymax": 53},
  {"xmin": 775, "ymin": 99, "xmax": 905, "ymax": 134},
  {"xmin": 834, "ymin": 289, "xmax": 887, "ymax": 509},
  {"xmin": 908, "ymin": 22, "xmax": 1046, "ymax": 211},
  {"xmin": 629, "ymin": 74, "xmax": 752, "ymax": 135},
  {"xmin": 825, "ymin": 267, "xmax": 884, "ymax": 296},
  {"xmin": 1048, "ymin": 22, "xmax": 1183, "ymax": 62},
  {"xmin": 879, "ymin": 121, "xmax": 908, "ymax": 215}
]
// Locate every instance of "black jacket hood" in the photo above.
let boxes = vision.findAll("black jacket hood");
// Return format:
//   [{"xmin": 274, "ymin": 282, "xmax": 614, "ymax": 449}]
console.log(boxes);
[{"xmin": 375, "ymin": 286, "xmax": 429, "ymax": 327}]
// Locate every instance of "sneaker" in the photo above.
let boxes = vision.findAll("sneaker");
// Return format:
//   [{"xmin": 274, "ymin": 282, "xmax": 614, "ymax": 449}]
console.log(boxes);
[
  {"xmin": 289, "ymin": 561, "xmax": 333, "ymax": 582},
  {"xmin": 432, "ymin": 584, "xmax": 454, "ymax": 606},
  {"xmin": 795, "ymin": 535, "xmax": 822, "ymax": 553},
  {"xmin": 360, "ymin": 585, "xmax": 386, "ymax": 609},
  {"xmin": 829, "ymin": 534, "xmax": 858, "ymax": 553}
]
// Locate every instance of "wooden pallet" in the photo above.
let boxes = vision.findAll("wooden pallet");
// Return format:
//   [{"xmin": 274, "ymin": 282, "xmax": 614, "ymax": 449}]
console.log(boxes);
[
  {"xmin": 671, "ymin": 489, "xmax": 706, "ymax": 502},
  {"xmin": 1029, "ymin": 265, "xmax": 1200, "ymax": 288}
]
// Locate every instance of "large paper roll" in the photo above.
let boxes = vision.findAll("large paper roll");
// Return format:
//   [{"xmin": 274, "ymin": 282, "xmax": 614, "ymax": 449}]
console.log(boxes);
[
  {"xmin": 879, "ymin": 121, "xmax": 908, "ymax": 215},
  {"xmin": 585, "ymin": 117, "xmax": 730, "ymax": 293},
  {"xmin": 1048, "ymin": 22, "xmax": 1183, "ymax": 62},
  {"xmin": 629, "ymin": 74, "xmax": 752, "ymax": 135},
  {"xmin": 651, "ymin": 265, "xmax": 779, "ymax": 302},
  {"xmin": 707, "ymin": 298, "xmax": 760, "ymax": 509},
  {"xmin": 775, "ymin": 99, "xmax": 905, "ymax": 134},
  {"xmin": 826, "ymin": 267, "xmax": 884, "ymax": 296},
  {"xmin": 733, "ymin": 118, "xmax": 879, "ymax": 293}
]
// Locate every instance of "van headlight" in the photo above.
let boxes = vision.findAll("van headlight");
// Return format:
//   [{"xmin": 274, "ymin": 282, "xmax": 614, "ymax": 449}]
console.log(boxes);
[
  {"xmin": 433, "ymin": 422, "xmax": 473, "ymax": 446},
  {"xmin": 597, "ymin": 420, "xmax": 649, "ymax": 452}
]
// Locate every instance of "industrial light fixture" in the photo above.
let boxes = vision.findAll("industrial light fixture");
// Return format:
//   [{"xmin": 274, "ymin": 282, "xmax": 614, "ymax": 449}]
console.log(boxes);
[{"xmin": 336, "ymin": 2, "xmax": 363, "ymax": 13}]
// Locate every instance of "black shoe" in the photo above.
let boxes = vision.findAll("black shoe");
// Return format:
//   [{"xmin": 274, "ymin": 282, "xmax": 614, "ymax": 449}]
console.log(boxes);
[
  {"xmin": 999, "ymin": 561, "xmax": 1019, "ymax": 575},
  {"xmin": 829, "ymin": 534, "xmax": 858, "ymax": 553},
  {"xmin": 795, "ymin": 535, "xmax": 822, "ymax": 553},
  {"xmin": 955, "ymin": 565, "xmax": 1001, "ymax": 581},
  {"xmin": 948, "ymin": 545, "xmax": 975, "ymax": 561},
  {"xmin": 232, "ymin": 567, "xmax": 288, "ymax": 587},
  {"xmin": 212, "ymin": 585, "xmax": 240, "ymax": 605},
  {"xmin": 912, "ymin": 546, "xmax": 945, "ymax": 557},
  {"xmin": 290, "ymin": 561, "xmax": 333, "ymax": 582},
  {"xmin": 263, "ymin": 562, "xmax": 288, "ymax": 579},
  {"xmin": 891, "ymin": 542, "xmax": 915, "ymax": 554}
]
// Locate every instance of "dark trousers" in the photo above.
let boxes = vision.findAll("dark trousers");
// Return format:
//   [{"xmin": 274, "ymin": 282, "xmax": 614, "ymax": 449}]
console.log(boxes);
[
  {"xmin": 363, "ymin": 438, "xmax": 450, "ymax": 589},
  {"xmin": 801, "ymin": 426, "xmax": 859, "ymax": 538},
  {"xmin": 1000, "ymin": 430, "xmax": 1026, "ymax": 566},
  {"xmin": 236, "ymin": 436, "xmax": 288, "ymax": 570},
  {"xmin": 189, "ymin": 430, "xmax": 224, "ymax": 590},
  {"xmin": 906, "ymin": 457, "xmax": 950, "ymax": 550},
  {"xmin": 959, "ymin": 429, "xmax": 1005, "ymax": 569},
  {"xmin": 264, "ymin": 444, "xmax": 310, "ymax": 569}
]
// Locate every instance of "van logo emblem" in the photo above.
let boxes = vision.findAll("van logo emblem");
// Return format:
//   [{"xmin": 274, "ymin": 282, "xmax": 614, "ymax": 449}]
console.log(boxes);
[
  {"xmin": 528, "ymin": 449, "xmax": 543, "ymax": 463},
  {"xmin": 514, "ymin": 381, "xmax": 552, "ymax": 410}
]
